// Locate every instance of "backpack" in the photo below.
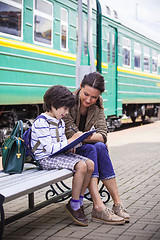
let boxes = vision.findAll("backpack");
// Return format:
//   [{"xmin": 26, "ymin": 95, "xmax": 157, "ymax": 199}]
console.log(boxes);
[{"xmin": 23, "ymin": 115, "xmax": 60, "ymax": 168}]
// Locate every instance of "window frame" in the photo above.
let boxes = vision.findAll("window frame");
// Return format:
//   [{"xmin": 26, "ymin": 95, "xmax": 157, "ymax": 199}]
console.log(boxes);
[
  {"xmin": 0, "ymin": 0, "xmax": 23, "ymax": 40},
  {"xmin": 60, "ymin": 7, "xmax": 68, "ymax": 51},
  {"xmin": 33, "ymin": 0, "xmax": 53, "ymax": 47}
]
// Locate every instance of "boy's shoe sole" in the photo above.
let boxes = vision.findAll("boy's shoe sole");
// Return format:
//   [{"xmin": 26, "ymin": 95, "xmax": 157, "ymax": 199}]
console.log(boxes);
[{"xmin": 65, "ymin": 201, "xmax": 88, "ymax": 226}]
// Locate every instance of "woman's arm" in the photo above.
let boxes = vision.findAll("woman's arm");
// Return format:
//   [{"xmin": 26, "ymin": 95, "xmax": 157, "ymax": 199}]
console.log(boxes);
[
  {"xmin": 63, "ymin": 112, "xmax": 79, "ymax": 139},
  {"xmin": 93, "ymin": 107, "xmax": 108, "ymax": 143},
  {"xmin": 83, "ymin": 132, "xmax": 104, "ymax": 143}
]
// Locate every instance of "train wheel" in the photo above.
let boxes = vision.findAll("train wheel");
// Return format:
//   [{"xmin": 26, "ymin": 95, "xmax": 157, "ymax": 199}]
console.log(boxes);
[
  {"xmin": 141, "ymin": 115, "xmax": 145, "ymax": 122},
  {"xmin": 131, "ymin": 116, "xmax": 136, "ymax": 123}
]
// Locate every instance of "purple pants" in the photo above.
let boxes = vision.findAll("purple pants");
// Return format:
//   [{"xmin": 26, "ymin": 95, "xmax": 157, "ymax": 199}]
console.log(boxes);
[{"xmin": 76, "ymin": 142, "xmax": 116, "ymax": 180}]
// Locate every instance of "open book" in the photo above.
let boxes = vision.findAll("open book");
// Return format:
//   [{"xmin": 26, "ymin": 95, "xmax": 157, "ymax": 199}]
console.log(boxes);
[{"xmin": 51, "ymin": 129, "xmax": 97, "ymax": 156}]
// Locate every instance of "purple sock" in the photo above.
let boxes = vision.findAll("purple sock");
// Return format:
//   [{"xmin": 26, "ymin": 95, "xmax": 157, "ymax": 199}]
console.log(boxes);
[
  {"xmin": 70, "ymin": 198, "xmax": 80, "ymax": 211},
  {"xmin": 79, "ymin": 195, "xmax": 84, "ymax": 206}
]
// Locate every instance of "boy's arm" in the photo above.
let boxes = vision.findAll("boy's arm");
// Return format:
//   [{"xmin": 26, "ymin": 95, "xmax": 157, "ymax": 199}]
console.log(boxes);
[{"xmin": 33, "ymin": 119, "xmax": 68, "ymax": 155}]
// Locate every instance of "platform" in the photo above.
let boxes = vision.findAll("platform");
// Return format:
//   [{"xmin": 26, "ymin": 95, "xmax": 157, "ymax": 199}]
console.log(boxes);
[{"xmin": 1, "ymin": 120, "xmax": 160, "ymax": 240}]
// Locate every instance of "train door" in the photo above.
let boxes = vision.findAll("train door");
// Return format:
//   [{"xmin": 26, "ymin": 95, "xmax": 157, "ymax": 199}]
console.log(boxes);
[
  {"xmin": 76, "ymin": 0, "xmax": 95, "ymax": 88},
  {"xmin": 107, "ymin": 26, "xmax": 117, "ymax": 116}
]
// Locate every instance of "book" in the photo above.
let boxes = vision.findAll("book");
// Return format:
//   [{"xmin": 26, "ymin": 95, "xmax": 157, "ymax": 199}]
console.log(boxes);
[{"xmin": 51, "ymin": 129, "xmax": 97, "ymax": 156}]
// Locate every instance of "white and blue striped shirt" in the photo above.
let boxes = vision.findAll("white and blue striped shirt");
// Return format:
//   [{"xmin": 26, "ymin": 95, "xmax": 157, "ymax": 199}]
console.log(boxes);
[{"xmin": 31, "ymin": 113, "xmax": 68, "ymax": 160}]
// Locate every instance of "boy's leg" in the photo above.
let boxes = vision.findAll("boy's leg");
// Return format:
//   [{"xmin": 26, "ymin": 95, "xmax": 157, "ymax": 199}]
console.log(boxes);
[
  {"xmin": 72, "ymin": 160, "xmax": 87, "ymax": 200},
  {"xmin": 76, "ymin": 144, "xmax": 99, "ymax": 178},
  {"xmin": 80, "ymin": 159, "xmax": 94, "ymax": 196},
  {"xmin": 39, "ymin": 153, "xmax": 91, "ymax": 226},
  {"xmin": 66, "ymin": 160, "xmax": 89, "ymax": 226}
]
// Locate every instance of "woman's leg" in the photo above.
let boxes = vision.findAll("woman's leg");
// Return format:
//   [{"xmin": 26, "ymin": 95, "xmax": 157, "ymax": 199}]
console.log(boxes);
[
  {"xmin": 94, "ymin": 142, "xmax": 130, "ymax": 222},
  {"xmin": 94, "ymin": 142, "xmax": 120, "ymax": 204},
  {"xmin": 102, "ymin": 178, "xmax": 121, "ymax": 205},
  {"xmin": 76, "ymin": 144, "xmax": 125, "ymax": 224},
  {"xmin": 88, "ymin": 177, "xmax": 106, "ymax": 211}
]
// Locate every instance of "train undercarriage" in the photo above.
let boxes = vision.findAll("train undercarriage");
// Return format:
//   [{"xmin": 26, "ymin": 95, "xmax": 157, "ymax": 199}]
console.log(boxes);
[
  {"xmin": 0, "ymin": 103, "xmax": 160, "ymax": 153},
  {"xmin": 106, "ymin": 103, "xmax": 160, "ymax": 132}
]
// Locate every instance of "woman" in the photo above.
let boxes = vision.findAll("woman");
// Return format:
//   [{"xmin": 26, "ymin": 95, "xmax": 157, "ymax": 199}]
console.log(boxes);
[{"xmin": 63, "ymin": 72, "xmax": 130, "ymax": 225}]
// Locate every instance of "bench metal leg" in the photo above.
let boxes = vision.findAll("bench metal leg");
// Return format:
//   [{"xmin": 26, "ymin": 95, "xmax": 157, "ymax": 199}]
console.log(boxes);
[
  {"xmin": 46, "ymin": 181, "xmax": 72, "ymax": 202},
  {"xmin": 46, "ymin": 180, "xmax": 110, "ymax": 204},
  {"xmin": 4, "ymin": 188, "xmax": 72, "ymax": 226},
  {"xmin": 29, "ymin": 193, "xmax": 34, "ymax": 209},
  {"xmin": 0, "ymin": 194, "xmax": 5, "ymax": 240}
]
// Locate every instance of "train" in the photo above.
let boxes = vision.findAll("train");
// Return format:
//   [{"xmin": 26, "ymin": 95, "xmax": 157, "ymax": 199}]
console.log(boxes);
[{"xmin": 0, "ymin": 0, "xmax": 160, "ymax": 149}]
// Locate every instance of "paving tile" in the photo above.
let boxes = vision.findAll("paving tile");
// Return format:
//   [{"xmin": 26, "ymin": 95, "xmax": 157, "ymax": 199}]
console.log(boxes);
[{"xmin": 2, "ymin": 120, "xmax": 160, "ymax": 240}]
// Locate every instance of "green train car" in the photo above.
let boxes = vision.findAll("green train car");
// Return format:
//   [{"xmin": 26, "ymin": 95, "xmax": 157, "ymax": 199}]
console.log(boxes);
[{"xmin": 0, "ymin": 0, "xmax": 160, "ymax": 144}]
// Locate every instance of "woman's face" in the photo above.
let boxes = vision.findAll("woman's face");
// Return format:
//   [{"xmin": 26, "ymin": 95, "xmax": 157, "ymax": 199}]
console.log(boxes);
[{"xmin": 79, "ymin": 85, "xmax": 101, "ymax": 108}]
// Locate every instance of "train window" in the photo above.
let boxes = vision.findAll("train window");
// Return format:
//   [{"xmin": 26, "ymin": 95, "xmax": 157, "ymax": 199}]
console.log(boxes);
[
  {"xmin": 84, "ymin": 19, "xmax": 88, "ymax": 55},
  {"xmin": 152, "ymin": 49, "xmax": 158, "ymax": 73},
  {"xmin": 107, "ymin": 32, "xmax": 110, "ymax": 63},
  {"xmin": 0, "ymin": 0, "xmax": 23, "ymax": 38},
  {"xmin": 143, "ymin": 46, "xmax": 150, "ymax": 72},
  {"xmin": 61, "ymin": 8, "xmax": 68, "ymax": 50},
  {"xmin": 112, "ymin": 33, "xmax": 115, "ymax": 63},
  {"xmin": 34, "ymin": 0, "xmax": 53, "ymax": 46},
  {"xmin": 158, "ymin": 54, "xmax": 160, "ymax": 68},
  {"xmin": 122, "ymin": 37, "xmax": 131, "ymax": 67},
  {"xmin": 134, "ymin": 42, "xmax": 141, "ymax": 69}
]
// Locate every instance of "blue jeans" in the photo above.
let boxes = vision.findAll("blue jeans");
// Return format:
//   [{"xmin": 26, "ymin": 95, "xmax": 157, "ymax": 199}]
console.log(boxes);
[{"xmin": 76, "ymin": 142, "xmax": 116, "ymax": 180}]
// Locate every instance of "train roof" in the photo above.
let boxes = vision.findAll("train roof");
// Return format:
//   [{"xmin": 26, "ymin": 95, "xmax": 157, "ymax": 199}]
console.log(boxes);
[
  {"xmin": 99, "ymin": 0, "xmax": 160, "ymax": 45},
  {"xmin": 100, "ymin": 0, "xmax": 160, "ymax": 45},
  {"xmin": 82, "ymin": 0, "xmax": 160, "ymax": 45}
]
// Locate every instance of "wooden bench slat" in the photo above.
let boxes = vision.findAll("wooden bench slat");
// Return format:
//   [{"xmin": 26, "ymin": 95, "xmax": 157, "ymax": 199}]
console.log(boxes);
[
  {"xmin": 0, "ymin": 168, "xmax": 58, "ymax": 188},
  {"xmin": 0, "ymin": 168, "xmax": 73, "ymax": 203}
]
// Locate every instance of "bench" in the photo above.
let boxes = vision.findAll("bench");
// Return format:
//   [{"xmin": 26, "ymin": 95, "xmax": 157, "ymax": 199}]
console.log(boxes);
[{"xmin": 0, "ymin": 163, "xmax": 110, "ymax": 237}]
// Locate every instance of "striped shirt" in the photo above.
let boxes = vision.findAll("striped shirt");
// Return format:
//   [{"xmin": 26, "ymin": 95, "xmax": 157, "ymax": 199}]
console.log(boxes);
[{"xmin": 31, "ymin": 113, "xmax": 68, "ymax": 160}]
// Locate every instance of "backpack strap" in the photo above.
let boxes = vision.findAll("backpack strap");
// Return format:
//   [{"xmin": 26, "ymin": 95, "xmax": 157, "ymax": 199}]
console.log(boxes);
[
  {"xmin": 32, "ymin": 115, "xmax": 60, "ymax": 154},
  {"xmin": 47, "ymin": 120, "xmax": 60, "ymax": 142}
]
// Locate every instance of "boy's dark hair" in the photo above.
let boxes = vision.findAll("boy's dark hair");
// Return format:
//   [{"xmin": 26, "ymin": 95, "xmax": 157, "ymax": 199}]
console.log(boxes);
[
  {"xmin": 81, "ymin": 72, "xmax": 105, "ymax": 93},
  {"xmin": 43, "ymin": 85, "xmax": 75, "ymax": 112}
]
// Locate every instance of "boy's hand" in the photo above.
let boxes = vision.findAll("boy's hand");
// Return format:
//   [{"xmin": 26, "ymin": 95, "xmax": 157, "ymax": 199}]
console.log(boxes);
[{"xmin": 68, "ymin": 131, "xmax": 83, "ymax": 144}]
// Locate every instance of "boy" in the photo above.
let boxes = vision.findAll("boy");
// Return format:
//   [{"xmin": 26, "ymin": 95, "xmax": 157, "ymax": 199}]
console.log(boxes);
[{"xmin": 31, "ymin": 85, "xmax": 94, "ymax": 226}]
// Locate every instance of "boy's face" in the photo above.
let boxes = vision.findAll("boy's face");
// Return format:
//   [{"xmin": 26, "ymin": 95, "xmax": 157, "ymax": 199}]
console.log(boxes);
[{"xmin": 50, "ymin": 106, "xmax": 69, "ymax": 120}]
